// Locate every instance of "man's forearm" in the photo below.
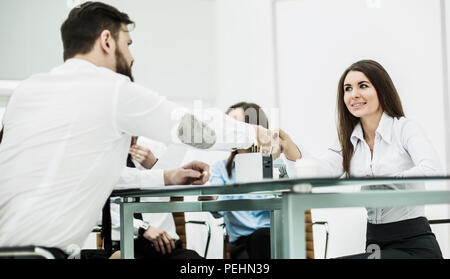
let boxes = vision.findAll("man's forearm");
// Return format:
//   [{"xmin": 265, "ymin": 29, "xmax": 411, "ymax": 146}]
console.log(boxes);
[{"xmin": 176, "ymin": 113, "xmax": 255, "ymax": 151}]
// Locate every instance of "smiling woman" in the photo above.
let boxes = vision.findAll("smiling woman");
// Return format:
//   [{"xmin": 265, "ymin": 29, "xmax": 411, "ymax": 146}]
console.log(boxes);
[
  {"xmin": 279, "ymin": 59, "xmax": 444, "ymax": 259},
  {"xmin": 337, "ymin": 60, "xmax": 405, "ymax": 174}
]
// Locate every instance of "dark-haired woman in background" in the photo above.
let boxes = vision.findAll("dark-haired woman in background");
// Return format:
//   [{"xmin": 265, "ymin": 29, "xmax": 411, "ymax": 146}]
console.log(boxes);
[
  {"xmin": 208, "ymin": 102, "xmax": 277, "ymax": 259},
  {"xmin": 279, "ymin": 60, "xmax": 443, "ymax": 258}
]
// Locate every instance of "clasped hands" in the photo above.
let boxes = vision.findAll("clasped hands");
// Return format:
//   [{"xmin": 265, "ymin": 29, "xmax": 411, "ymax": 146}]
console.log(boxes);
[
  {"xmin": 252, "ymin": 125, "xmax": 301, "ymax": 161},
  {"xmin": 129, "ymin": 125, "xmax": 301, "ymax": 187}
]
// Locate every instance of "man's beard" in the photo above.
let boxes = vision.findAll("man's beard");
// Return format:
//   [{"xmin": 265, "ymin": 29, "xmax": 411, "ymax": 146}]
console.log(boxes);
[{"xmin": 115, "ymin": 48, "xmax": 134, "ymax": 82}]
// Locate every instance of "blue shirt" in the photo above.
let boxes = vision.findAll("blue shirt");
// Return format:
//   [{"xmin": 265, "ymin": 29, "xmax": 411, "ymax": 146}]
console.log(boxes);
[{"xmin": 208, "ymin": 159, "xmax": 272, "ymax": 243}]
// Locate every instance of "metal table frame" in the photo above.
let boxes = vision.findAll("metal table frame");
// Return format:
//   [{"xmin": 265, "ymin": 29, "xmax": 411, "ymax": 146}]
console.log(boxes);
[{"xmin": 111, "ymin": 176, "xmax": 450, "ymax": 259}]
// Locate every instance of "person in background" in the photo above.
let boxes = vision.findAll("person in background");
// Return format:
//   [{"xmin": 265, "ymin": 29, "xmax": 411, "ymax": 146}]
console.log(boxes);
[
  {"xmin": 106, "ymin": 137, "xmax": 203, "ymax": 259},
  {"xmin": 279, "ymin": 60, "xmax": 443, "ymax": 259},
  {"xmin": 208, "ymin": 102, "xmax": 276, "ymax": 259}
]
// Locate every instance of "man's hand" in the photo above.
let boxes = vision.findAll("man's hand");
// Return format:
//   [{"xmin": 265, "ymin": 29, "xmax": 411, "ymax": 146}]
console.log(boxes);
[
  {"xmin": 129, "ymin": 143, "xmax": 158, "ymax": 169},
  {"xmin": 279, "ymin": 129, "xmax": 301, "ymax": 161},
  {"xmin": 163, "ymin": 161, "xmax": 210, "ymax": 185},
  {"xmin": 253, "ymin": 125, "xmax": 282, "ymax": 159},
  {"xmin": 142, "ymin": 226, "xmax": 176, "ymax": 255}
]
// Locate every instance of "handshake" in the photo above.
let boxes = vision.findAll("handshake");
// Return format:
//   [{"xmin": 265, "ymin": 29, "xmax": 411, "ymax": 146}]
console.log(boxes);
[
  {"xmin": 129, "ymin": 125, "xmax": 301, "ymax": 187},
  {"xmin": 252, "ymin": 125, "xmax": 301, "ymax": 161}
]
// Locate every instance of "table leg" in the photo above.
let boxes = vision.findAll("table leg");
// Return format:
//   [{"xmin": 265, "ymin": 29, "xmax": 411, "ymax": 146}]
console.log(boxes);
[
  {"xmin": 270, "ymin": 209, "xmax": 282, "ymax": 259},
  {"xmin": 120, "ymin": 202, "xmax": 135, "ymax": 259},
  {"xmin": 282, "ymin": 193, "xmax": 306, "ymax": 259}
]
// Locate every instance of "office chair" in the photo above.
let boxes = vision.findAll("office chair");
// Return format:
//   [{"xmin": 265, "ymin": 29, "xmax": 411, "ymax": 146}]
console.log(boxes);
[
  {"xmin": 93, "ymin": 196, "xmax": 212, "ymax": 258},
  {"xmin": 312, "ymin": 221, "xmax": 329, "ymax": 259},
  {"xmin": 429, "ymin": 219, "xmax": 450, "ymax": 225},
  {"xmin": 171, "ymin": 196, "xmax": 212, "ymax": 258},
  {"xmin": 217, "ymin": 210, "xmax": 329, "ymax": 259}
]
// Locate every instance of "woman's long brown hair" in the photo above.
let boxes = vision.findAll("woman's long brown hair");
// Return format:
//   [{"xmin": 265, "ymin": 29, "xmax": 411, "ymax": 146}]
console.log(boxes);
[
  {"xmin": 225, "ymin": 102, "xmax": 269, "ymax": 178},
  {"xmin": 337, "ymin": 60, "xmax": 405, "ymax": 176}
]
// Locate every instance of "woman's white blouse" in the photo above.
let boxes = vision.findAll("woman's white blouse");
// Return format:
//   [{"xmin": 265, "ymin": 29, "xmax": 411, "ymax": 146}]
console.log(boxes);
[{"xmin": 285, "ymin": 112, "xmax": 443, "ymax": 224}]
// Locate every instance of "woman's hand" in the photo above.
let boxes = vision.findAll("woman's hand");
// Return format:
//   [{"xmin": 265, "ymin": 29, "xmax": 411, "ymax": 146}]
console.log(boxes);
[
  {"xmin": 253, "ymin": 125, "xmax": 282, "ymax": 159},
  {"xmin": 279, "ymin": 129, "xmax": 302, "ymax": 161}
]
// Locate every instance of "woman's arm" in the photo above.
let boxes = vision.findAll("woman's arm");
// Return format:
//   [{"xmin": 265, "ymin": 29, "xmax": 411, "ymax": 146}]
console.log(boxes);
[{"xmin": 280, "ymin": 129, "xmax": 344, "ymax": 177}]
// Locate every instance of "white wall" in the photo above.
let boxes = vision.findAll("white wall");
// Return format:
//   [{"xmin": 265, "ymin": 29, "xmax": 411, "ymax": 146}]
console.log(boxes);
[
  {"xmin": 275, "ymin": 0, "xmax": 450, "ymax": 258},
  {"xmin": 214, "ymin": 0, "xmax": 277, "ymax": 111},
  {"xmin": 105, "ymin": 0, "xmax": 217, "ymax": 103},
  {"xmin": 0, "ymin": 0, "xmax": 66, "ymax": 79},
  {"xmin": 0, "ymin": 0, "xmax": 216, "ymax": 104}
]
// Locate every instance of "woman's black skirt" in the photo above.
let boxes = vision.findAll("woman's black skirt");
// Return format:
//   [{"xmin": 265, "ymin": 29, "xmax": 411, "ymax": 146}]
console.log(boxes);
[{"xmin": 340, "ymin": 217, "xmax": 442, "ymax": 259}]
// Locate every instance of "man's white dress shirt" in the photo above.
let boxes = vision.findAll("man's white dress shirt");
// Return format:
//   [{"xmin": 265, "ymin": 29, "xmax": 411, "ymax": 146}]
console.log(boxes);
[
  {"xmin": 0, "ymin": 58, "xmax": 254, "ymax": 253},
  {"xmin": 110, "ymin": 159, "xmax": 179, "ymax": 242},
  {"xmin": 285, "ymin": 112, "xmax": 443, "ymax": 224}
]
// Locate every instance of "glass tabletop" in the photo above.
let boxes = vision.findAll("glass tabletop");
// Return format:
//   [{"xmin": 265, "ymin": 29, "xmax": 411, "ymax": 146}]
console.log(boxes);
[{"xmin": 110, "ymin": 175, "xmax": 450, "ymax": 198}]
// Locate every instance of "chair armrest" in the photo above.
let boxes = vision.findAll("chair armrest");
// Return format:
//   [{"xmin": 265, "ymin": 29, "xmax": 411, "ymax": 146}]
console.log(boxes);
[
  {"xmin": 197, "ymin": 196, "xmax": 218, "ymax": 201},
  {"xmin": 429, "ymin": 219, "xmax": 450, "ymax": 225},
  {"xmin": 312, "ymin": 221, "xmax": 329, "ymax": 259},
  {"xmin": 92, "ymin": 225, "xmax": 102, "ymax": 233},
  {"xmin": 0, "ymin": 246, "xmax": 56, "ymax": 259},
  {"xmin": 185, "ymin": 220, "xmax": 212, "ymax": 258}
]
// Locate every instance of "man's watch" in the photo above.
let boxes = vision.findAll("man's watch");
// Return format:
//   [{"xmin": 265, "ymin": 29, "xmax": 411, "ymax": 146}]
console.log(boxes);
[{"xmin": 138, "ymin": 221, "xmax": 150, "ymax": 237}]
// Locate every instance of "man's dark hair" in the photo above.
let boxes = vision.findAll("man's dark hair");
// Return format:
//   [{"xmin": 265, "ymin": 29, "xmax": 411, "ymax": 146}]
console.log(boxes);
[{"xmin": 60, "ymin": 1, "xmax": 134, "ymax": 61}]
